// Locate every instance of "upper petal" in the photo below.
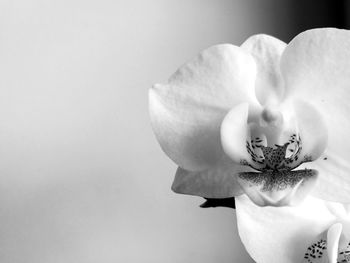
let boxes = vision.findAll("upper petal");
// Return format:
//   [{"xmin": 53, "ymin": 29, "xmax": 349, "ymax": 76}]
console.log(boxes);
[
  {"xmin": 280, "ymin": 28, "xmax": 350, "ymax": 202},
  {"xmin": 241, "ymin": 34, "xmax": 286, "ymax": 106},
  {"xmin": 149, "ymin": 44, "xmax": 259, "ymax": 171}
]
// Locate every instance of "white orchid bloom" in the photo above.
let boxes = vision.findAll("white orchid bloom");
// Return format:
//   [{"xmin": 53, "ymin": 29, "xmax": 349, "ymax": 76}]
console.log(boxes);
[
  {"xmin": 149, "ymin": 28, "xmax": 350, "ymax": 206},
  {"xmin": 236, "ymin": 195, "xmax": 350, "ymax": 263}
]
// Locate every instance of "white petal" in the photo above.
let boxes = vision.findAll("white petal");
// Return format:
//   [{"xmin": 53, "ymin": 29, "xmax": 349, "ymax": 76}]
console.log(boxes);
[
  {"xmin": 280, "ymin": 28, "xmax": 350, "ymax": 202},
  {"xmin": 283, "ymin": 100, "xmax": 328, "ymax": 169},
  {"xmin": 236, "ymin": 195, "xmax": 335, "ymax": 263},
  {"xmin": 241, "ymin": 34, "xmax": 286, "ymax": 106},
  {"xmin": 149, "ymin": 44, "xmax": 259, "ymax": 171},
  {"xmin": 327, "ymin": 223, "xmax": 342, "ymax": 263},
  {"xmin": 221, "ymin": 103, "xmax": 251, "ymax": 165},
  {"xmin": 337, "ymin": 220, "xmax": 350, "ymax": 262},
  {"xmin": 171, "ymin": 155, "xmax": 246, "ymax": 198},
  {"xmin": 307, "ymin": 157, "xmax": 350, "ymax": 203},
  {"xmin": 294, "ymin": 100, "xmax": 327, "ymax": 161}
]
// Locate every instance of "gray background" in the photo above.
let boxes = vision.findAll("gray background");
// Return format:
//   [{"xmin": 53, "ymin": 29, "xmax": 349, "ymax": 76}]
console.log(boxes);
[{"xmin": 0, "ymin": 0, "xmax": 345, "ymax": 262}]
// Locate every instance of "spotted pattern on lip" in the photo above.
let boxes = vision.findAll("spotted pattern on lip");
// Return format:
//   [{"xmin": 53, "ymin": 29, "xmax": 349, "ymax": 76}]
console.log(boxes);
[
  {"xmin": 303, "ymin": 239, "xmax": 326, "ymax": 262},
  {"xmin": 303, "ymin": 239, "xmax": 350, "ymax": 263},
  {"xmin": 238, "ymin": 169, "xmax": 316, "ymax": 192},
  {"xmin": 338, "ymin": 243, "xmax": 350, "ymax": 263}
]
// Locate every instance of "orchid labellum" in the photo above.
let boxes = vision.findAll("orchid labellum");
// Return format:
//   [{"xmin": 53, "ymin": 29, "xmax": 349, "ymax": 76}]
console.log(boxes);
[
  {"xmin": 236, "ymin": 195, "xmax": 350, "ymax": 263},
  {"xmin": 149, "ymin": 28, "xmax": 350, "ymax": 206}
]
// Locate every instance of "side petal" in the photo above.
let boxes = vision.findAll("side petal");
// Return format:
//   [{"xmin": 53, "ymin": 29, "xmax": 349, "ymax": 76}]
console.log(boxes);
[
  {"xmin": 241, "ymin": 34, "xmax": 286, "ymax": 106},
  {"xmin": 280, "ymin": 28, "xmax": 350, "ymax": 202},
  {"xmin": 149, "ymin": 44, "xmax": 259, "ymax": 171},
  {"xmin": 282, "ymin": 100, "xmax": 328, "ymax": 170},
  {"xmin": 307, "ymin": 157, "xmax": 350, "ymax": 203},
  {"xmin": 221, "ymin": 103, "xmax": 251, "ymax": 165},
  {"xmin": 171, "ymin": 155, "xmax": 246, "ymax": 198},
  {"xmin": 236, "ymin": 195, "xmax": 336, "ymax": 263}
]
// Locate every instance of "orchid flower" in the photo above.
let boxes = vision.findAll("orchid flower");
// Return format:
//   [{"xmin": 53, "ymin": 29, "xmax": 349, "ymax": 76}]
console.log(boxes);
[
  {"xmin": 149, "ymin": 28, "xmax": 350, "ymax": 206},
  {"xmin": 236, "ymin": 195, "xmax": 350, "ymax": 263}
]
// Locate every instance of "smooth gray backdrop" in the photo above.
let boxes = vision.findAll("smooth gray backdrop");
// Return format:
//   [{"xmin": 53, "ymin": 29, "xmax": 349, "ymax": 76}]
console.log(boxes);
[{"xmin": 0, "ymin": 0, "xmax": 318, "ymax": 262}]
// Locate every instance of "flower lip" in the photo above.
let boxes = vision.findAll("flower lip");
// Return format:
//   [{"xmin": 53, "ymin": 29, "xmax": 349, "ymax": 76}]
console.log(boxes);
[{"xmin": 238, "ymin": 169, "xmax": 317, "ymax": 192}]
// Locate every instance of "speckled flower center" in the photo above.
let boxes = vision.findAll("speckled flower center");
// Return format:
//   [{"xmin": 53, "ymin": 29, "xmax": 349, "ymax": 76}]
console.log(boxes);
[
  {"xmin": 238, "ymin": 132, "xmax": 317, "ymax": 192},
  {"xmin": 243, "ymin": 133, "xmax": 310, "ymax": 172}
]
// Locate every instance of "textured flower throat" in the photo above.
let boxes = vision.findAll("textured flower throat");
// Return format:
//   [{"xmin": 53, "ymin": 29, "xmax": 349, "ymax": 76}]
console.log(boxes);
[
  {"xmin": 238, "ymin": 133, "xmax": 316, "ymax": 193},
  {"xmin": 242, "ymin": 133, "xmax": 311, "ymax": 172}
]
